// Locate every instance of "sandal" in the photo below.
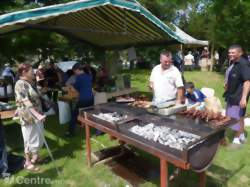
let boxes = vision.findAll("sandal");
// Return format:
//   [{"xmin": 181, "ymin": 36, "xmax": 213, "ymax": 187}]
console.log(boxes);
[
  {"xmin": 31, "ymin": 154, "xmax": 42, "ymax": 164},
  {"xmin": 24, "ymin": 163, "xmax": 40, "ymax": 172},
  {"xmin": 31, "ymin": 157, "xmax": 43, "ymax": 164}
]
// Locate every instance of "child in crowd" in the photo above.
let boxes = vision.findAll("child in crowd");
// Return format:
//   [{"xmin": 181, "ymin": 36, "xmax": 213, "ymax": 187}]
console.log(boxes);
[{"xmin": 185, "ymin": 82, "xmax": 206, "ymax": 110}]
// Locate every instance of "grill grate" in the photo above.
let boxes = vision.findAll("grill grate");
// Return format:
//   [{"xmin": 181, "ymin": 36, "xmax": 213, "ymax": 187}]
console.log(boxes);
[{"xmin": 80, "ymin": 102, "xmax": 237, "ymax": 170}]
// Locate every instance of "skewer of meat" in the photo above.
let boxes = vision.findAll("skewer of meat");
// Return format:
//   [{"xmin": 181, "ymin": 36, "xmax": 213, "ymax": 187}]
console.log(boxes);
[
  {"xmin": 195, "ymin": 110, "xmax": 203, "ymax": 118},
  {"xmin": 191, "ymin": 110, "xmax": 201, "ymax": 118},
  {"xmin": 200, "ymin": 111, "xmax": 208, "ymax": 120},
  {"xmin": 211, "ymin": 116, "xmax": 231, "ymax": 128},
  {"xmin": 206, "ymin": 111, "xmax": 215, "ymax": 122},
  {"xmin": 196, "ymin": 110, "xmax": 204, "ymax": 118},
  {"xmin": 215, "ymin": 112, "xmax": 223, "ymax": 120},
  {"xmin": 186, "ymin": 109, "xmax": 196, "ymax": 117}
]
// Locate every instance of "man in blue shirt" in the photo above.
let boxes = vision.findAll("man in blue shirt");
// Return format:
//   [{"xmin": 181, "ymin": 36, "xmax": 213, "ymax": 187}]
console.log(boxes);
[
  {"xmin": 66, "ymin": 63, "xmax": 94, "ymax": 136},
  {"xmin": 73, "ymin": 64, "xmax": 93, "ymax": 104},
  {"xmin": 185, "ymin": 82, "xmax": 206, "ymax": 110},
  {"xmin": 2, "ymin": 64, "xmax": 15, "ymax": 81}
]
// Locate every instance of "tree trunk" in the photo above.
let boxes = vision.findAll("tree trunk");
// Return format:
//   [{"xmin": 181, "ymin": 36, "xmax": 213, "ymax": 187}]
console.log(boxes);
[{"xmin": 210, "ymin": 42, "xmax": 215, "ymax": 71}]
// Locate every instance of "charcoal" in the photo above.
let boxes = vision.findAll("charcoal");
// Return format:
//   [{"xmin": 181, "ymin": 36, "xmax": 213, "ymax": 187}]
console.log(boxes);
[
  {"xmin": 129, "ymin": 123, "xmax": 201, "ymax": 151},
  {"xmin": 93, "ymin": 112, "xmax": 128, "ymax": 123}
]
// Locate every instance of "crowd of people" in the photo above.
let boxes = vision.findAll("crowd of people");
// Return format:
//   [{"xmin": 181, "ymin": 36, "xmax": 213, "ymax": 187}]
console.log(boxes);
[
  {"xmin": 0, "ymin": 44, "xmax": 249, "ymax": 174},
  {"xmin": 0, "ymin": 61, "xmax": 104, "ymax": 172},
  {"xmin": 13, "ymin": 62, "xmax": 96, "ymax": 171},
  {"xmin": 172, "ymin": 46, "xmax": 219, "ymax": 72}
]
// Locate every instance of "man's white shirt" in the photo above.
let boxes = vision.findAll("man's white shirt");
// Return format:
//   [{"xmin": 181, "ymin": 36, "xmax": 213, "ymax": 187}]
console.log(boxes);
[
  {"xmin": 184, "ymin": 54, "xmax": 194, "ymax": 65},
  {"xmin": 150, "ymin": 64, "xmax": 184, "ymax": 103}
]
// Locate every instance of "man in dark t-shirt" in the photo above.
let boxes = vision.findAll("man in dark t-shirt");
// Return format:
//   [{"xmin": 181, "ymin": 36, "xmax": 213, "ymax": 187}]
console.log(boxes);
[{"xmin": 224, "ymin": 45, "xmax": 250, "ymax": 145}]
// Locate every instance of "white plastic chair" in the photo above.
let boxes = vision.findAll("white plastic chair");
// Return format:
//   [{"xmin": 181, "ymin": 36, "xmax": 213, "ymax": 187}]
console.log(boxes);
[{"xmin": 201, "ymin": 87, "xmax": 215, "ymax": 98}]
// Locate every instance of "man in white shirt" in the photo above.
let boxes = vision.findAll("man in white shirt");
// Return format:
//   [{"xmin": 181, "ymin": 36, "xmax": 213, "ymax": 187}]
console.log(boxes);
[
  {"xmin": 149, "ymin": 51, "xmax": 184, "ymax": 104},
  {"xmin": 184, "ymin": 51, "xmax": 194, "ymax": 66}
]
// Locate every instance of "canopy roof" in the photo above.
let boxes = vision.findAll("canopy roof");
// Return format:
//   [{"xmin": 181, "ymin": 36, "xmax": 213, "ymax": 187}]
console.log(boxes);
[{"xmin": 0, "ymin": 0, "xmax": 208, "ymax": 49}]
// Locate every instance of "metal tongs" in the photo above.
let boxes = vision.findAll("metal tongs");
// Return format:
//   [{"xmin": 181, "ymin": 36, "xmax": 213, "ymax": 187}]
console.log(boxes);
[{"xmin": 115, "ymin": 116, "xmax": 138, "ymax": 125}]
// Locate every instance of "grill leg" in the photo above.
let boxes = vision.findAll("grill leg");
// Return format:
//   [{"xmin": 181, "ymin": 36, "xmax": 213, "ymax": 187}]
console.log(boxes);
[
  {"xmin": 85, "ymin": 123, "xmax": 92, "ymax": 167},
  {"xmin": 160, "ymin": 158, "xmax": 168, "ymax": 187},
  {"xmin": 199, "ymin": 171, "xmax": 206, "ymax": 187}
]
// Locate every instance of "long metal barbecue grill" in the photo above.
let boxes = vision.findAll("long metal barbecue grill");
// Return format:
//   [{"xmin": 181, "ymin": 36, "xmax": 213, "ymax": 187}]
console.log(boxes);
[{"xmin": 79, "ymin": 102, "xmax": 238, "ymax": 187}]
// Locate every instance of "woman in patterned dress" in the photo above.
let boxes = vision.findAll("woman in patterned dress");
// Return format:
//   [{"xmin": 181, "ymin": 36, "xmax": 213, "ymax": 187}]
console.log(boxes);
[{"xmin": 15, "ymin": 63, "xmax": 46, "ymax": 172}]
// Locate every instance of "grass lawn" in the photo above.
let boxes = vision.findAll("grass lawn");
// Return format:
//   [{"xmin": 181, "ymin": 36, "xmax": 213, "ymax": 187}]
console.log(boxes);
[{"xmin": 1, "ymin": 70, "xmax": 250, "ymax": 187}]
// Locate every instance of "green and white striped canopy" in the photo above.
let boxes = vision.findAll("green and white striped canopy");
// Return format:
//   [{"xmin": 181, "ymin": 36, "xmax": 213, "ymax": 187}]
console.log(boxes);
[{"xmin": 0, "ymin": 0, "xmax": 208, "ymax": 48}]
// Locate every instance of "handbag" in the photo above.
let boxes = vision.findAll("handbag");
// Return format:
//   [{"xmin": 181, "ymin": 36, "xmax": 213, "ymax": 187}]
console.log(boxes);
[{"xmin": 40, "ymin": 96, "xmax": 51, "ymax": 112}]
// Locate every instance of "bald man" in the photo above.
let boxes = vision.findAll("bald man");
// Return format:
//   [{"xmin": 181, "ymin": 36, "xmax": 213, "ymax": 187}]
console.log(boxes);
[
  {"xmin": 149, "ymin": 50, "xmax": 184, "ymax": 105},
  {"xmin": 224, "ymin": 45, "xmax": 250, "ymax": 145}
]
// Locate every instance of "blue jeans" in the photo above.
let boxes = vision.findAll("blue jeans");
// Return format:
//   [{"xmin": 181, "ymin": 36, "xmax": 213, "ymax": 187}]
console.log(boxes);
[
  {"xmin": 0, "ymin": 121, "xmax": 8, "ymax": 175},
  {"xmin": 69, "ymin": 99, "xmax": 94, "ymax": 134}
]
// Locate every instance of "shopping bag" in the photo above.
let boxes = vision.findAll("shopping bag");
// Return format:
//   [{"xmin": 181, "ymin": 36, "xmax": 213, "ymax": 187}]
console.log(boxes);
[
  {"xmin": 58, "ymin": 101, "xmax": 71, "ymax": 124},
  {"xmin": 7, "ymin": 84, "xmax": 13, "ymax": 96},
  {"xmin": 44, "ymin": 108, "xmax": 56, "ymax": 116},
  {"xmin": 204, "ymin": 96, "xmax": 223, "ymax": 113},
  {"xmin": 0, "ymin": 87, "xmax": 5, "ymax": 96}
]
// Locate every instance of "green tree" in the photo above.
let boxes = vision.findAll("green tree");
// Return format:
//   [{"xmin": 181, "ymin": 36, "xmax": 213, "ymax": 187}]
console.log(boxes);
[{"xmin": 185, "ymin": 0, "xmax": 250, "ymax": 51}]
